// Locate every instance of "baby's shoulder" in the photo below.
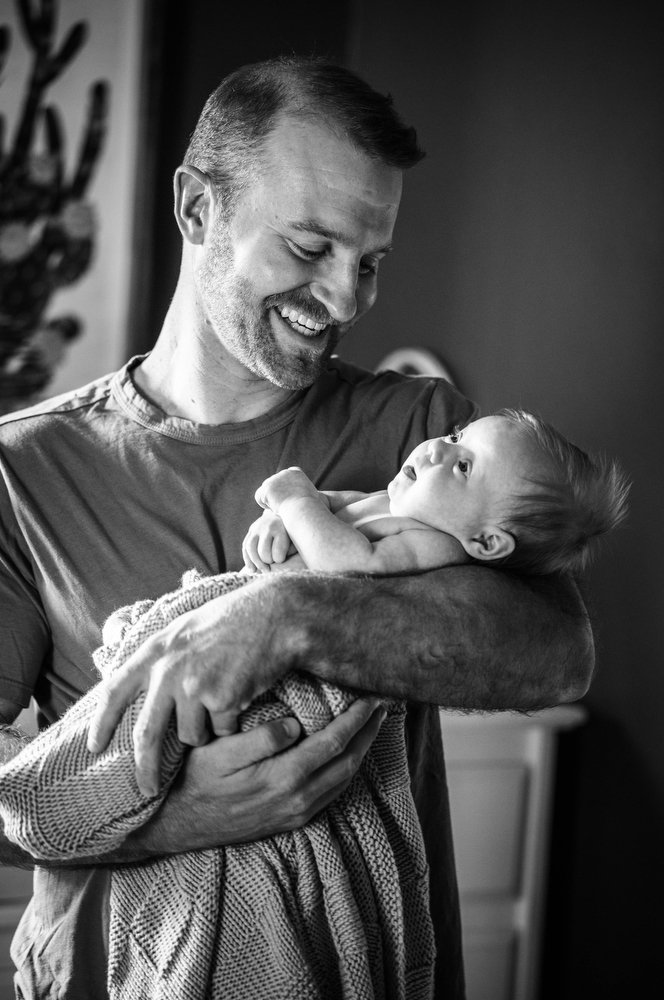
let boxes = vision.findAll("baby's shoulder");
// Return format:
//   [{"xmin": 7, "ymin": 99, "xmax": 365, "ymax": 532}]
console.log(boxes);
[{"xmin": 336, "ymin": 493, "xmax": 434, "ymax": 541}]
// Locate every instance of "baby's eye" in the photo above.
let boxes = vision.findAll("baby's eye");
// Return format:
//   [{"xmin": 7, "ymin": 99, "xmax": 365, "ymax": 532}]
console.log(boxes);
[
  {"xmin": 447, "ymin": 426, "xmax": 463, "ymax": 444},
  {"xmin": 457, "ymin": 459, "xmax": 470, "ymax": 477}
]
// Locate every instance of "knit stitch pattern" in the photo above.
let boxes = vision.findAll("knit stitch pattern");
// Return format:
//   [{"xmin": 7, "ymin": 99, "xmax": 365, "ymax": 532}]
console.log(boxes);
[{"xmin": 0, "ymin": 570, "xmax": 435, "ymax": 999}]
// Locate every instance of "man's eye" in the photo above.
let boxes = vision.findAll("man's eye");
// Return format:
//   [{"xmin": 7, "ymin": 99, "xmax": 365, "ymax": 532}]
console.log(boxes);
[
  {"xmin": 287, "ymin": 240, "xmax": 325, "ymax": 262},
  {"xmin": 359, "ymin": 258, "xmax": 379, "ymax": 276},
  {"xmin": 457, "ymin": 460, "xmax": 470, "ymax": 477}
]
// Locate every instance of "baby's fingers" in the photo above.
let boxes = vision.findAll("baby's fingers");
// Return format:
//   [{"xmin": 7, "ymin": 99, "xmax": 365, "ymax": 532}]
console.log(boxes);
[
  {"xmin": 256, "ymin": 527, "xmax": 279, "ymax": 565},
  {"xmin": 242, "ymin": 534, "xmax": 270, "ymax": 574},
  {"xmin": 270, "ymin": 529, "xmax": 292, "ymax": 565}
]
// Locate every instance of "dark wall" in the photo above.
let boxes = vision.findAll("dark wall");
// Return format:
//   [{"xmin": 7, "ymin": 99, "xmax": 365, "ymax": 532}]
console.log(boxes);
[{"xmin": 138, "ymin": 1, "xmax": 663, "ymax": 994}]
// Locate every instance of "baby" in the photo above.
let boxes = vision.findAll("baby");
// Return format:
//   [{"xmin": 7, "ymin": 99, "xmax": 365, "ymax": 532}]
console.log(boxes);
[{"xmin": 243, "ymin": 408, "xmax": 629, "ymax": 580}]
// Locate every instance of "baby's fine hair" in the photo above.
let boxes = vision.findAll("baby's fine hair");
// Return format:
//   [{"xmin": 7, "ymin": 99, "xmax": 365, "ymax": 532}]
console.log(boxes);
[{"xmin": 496, "ymin": 409, "xmax": 630, "ymax": 576}]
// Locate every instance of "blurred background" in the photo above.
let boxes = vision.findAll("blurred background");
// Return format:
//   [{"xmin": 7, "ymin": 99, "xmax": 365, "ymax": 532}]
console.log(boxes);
[{"xmin": 1, "ymin": 0, "xmax": 662, "ymax": 997}]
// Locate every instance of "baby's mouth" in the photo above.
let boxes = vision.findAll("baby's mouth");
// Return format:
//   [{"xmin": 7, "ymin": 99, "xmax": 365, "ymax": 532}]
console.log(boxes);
[{"xmin": 402, "ymin": 464, "xmax": 417, "ymax": 481}]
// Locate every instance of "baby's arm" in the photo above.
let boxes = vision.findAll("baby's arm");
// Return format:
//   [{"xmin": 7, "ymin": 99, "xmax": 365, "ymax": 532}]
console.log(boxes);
[
  {"xmin": 254, "ymin": 468, "xmax": 468, "ymax": 575},
  {"xmin": 243, "ymin": 476, "xmax": 372, "ymax": 573}
]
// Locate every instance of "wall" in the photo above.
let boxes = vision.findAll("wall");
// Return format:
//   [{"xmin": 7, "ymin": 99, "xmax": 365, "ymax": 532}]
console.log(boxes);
[
  {"xmin": 1, "ymin": 0, "xmax": 145, "ymax": 397},
  {"xmin": 340, "ymin": 1, "xmax": 663, "ymax": 995}
]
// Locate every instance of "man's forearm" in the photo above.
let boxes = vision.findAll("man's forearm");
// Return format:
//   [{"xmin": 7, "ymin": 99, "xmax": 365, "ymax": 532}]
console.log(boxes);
[{"xmin": 262, "ymin": 565, "xmax": 594, "ymax": 710}]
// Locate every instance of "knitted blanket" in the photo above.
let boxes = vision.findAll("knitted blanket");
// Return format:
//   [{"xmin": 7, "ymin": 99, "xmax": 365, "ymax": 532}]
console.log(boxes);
[{"xmin": 0, "ymin": 571, "xmax": 435, "ymax": 1000}]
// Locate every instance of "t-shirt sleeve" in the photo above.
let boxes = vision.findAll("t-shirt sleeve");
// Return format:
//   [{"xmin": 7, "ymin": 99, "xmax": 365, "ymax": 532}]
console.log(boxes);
[{"xmin": 424, "ymin": 378, "xmax": 479, "ymax": 439}]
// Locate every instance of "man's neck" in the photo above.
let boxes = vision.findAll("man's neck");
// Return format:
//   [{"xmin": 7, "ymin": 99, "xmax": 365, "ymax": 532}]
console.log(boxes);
[{"xmin": 134, "ymin": 326, "xmax": 295, "ymax": 426}]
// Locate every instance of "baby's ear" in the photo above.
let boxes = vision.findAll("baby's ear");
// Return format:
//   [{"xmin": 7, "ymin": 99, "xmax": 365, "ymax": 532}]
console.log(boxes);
[{"xmin": 463, "ymin": 527, "xmax": 515, "ymax": 563}]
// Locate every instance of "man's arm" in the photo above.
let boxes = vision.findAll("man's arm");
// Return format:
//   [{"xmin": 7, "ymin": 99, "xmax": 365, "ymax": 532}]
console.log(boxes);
[
  {"xmin": 279, "ymin": 566, "xmax": 593, "ymax": 706},
  {"xmin": 1, "ymin": 694, "xmax": 385, "ymax": 863},
  {"xmin": 88, "ymin": 566, "xmax": 593, "ymax": 794}
]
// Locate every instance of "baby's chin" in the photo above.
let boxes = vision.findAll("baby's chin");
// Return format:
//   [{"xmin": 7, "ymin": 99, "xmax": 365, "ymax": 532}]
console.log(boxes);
[{"xmin": 386, "ymin": 476, "xmax": 399, "ymax": 500}]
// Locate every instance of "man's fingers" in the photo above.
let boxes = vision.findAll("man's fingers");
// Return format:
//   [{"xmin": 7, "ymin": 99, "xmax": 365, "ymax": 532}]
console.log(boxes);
[
  {"xmin": 176, "ymin": 702, "xmax": 210, "ymax": 748},
  {"xmin": 293, "ymin": 697, "xmax": 383, "ymax": 771},
  {"xmin": 87, "ymin": 669, "xmax": 143, "ymax": 754},
  {"xmin": 265, "ymin": 699, "xmax": 386, "ymax": 828},
  {"xmin": 210, "ymin": 716, "xmax": 302, "ymax": 772},
  {"xmin": 133, "ymin": 689, "xmax": 176, "ymax": 797}
]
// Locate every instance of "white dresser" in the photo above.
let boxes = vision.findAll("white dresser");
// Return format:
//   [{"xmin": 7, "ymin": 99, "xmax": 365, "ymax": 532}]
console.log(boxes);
[{"xmin": 441, "ymin": 706, "xmax": 585, "ymax": 1000}]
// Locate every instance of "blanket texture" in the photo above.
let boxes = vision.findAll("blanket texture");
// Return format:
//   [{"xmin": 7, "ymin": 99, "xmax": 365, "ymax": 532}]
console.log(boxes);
[{"xmin": 0, "ymin": 571, "xmax": 435, "ymax": 1000}]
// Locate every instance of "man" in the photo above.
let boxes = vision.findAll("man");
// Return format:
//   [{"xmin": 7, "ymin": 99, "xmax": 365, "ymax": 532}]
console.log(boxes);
[{"xmin": 0, "ymin": 57, "xmax": 593, "ymax": 999}]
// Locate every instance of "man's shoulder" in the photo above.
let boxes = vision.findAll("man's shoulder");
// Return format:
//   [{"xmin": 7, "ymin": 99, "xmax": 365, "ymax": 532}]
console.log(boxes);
[
  {"xmin": 321, "ymin": 356, "xmax": 478, "ymax": 423},
  {"xmin": 0, "ymin": 370, "xmax": 117, "ymax": 445}
]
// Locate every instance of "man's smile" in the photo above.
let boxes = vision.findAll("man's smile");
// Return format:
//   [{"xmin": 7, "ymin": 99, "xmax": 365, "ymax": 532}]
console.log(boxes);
[
  {"xmin": 277, "ymin": 305, "xmax": 328, "ymax": 335},
  {"xmin": 271, "ymin": 305, "xmax": 333, "ymax": 342}
]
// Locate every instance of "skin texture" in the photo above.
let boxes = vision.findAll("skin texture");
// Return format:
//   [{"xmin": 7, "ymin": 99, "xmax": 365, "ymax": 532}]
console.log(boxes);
[{"xmin": 1, "ymin": 112, "xmax": 594, "ymax": 861}]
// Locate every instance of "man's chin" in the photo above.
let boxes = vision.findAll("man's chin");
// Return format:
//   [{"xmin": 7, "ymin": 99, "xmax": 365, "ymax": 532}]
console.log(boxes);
[{"xmin": 266, "ymin": 353, "xmax": 329, "ymax": 390}]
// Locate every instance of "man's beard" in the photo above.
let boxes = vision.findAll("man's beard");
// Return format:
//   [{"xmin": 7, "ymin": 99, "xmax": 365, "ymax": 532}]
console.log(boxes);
[{"xmin": 198, "ymin": 226, "xmax": 339, "ymax": 390}]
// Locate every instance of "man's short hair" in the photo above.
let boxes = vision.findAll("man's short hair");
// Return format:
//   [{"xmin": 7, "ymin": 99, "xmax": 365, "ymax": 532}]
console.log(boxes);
[
  {"xmin": 183, "ymin": 55, "xmax": 425, "ymax": 212},
  {"xmin": 497, "ymin": 409, "xmax": 630, "ymax": 576}
]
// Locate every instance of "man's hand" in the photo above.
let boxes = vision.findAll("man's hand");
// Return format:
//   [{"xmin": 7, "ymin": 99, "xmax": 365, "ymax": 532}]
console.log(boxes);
[
  {"xmin": 242, "ymin": 508, "xmax": 295, "ymax": 573},
  {"xmin": 124, "ymin": 696, "xmax": 386, "ymax": 854},
  {"xmin": 87, "ymin": 581, "xmax": 312, "ymax": 796}
]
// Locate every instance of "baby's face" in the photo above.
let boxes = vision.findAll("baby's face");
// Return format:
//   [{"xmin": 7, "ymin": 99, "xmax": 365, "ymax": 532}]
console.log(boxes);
[{"xmin": 387, "ymin": 415, "xmax": 542, "ymax": 543}]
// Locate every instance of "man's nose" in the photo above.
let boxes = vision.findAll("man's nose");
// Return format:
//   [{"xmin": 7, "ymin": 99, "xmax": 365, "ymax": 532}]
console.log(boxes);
[{"xmin": 309, "ymin": 264, "xmax": 359, "ymax": 324}]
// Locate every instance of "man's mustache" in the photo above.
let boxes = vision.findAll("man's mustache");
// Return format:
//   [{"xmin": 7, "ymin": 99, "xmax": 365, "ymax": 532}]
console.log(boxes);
[{"xmin": 264, "ymin": 291, "xmax": 335, "ymax": 327}]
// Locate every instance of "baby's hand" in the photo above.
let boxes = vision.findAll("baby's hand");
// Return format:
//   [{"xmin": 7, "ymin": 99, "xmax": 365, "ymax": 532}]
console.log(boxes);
[
  {"xmin": 255, "ymin": 467, "xmax": 323, "ymax": 513},
  {"xmin": 242, "ymin": 509, "xmax": 295, "ymax": 573}
]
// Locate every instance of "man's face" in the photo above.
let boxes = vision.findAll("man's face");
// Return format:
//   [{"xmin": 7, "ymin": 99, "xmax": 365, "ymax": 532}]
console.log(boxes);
[
  {"xmin": 194, "ymin": 115, "xmax": 403, "ymax": 389},
  {"xmin": 387, "ymin": 416, "xmax": 548, "ymax": 545}
]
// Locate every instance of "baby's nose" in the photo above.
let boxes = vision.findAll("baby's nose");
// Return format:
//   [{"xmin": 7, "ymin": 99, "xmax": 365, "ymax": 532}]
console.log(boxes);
[{"xmin": 427, "ymin": 439, "xmax": 447, "ymax": 464}]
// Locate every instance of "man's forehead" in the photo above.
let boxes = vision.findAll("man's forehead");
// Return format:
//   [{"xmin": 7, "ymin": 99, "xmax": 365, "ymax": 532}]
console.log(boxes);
[
  {"xmin": 258, "ymin": 114, "xmax": 402, "ymax": 206},
  {"xmin": 263, "ymin": 112, "xmax": 353, "ymax": 157}
]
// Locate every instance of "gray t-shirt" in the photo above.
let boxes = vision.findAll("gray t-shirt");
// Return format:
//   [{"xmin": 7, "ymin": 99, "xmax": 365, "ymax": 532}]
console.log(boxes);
[{"xmin": 0, "ymin": 354, "xmax": 476, "ymax": 999}]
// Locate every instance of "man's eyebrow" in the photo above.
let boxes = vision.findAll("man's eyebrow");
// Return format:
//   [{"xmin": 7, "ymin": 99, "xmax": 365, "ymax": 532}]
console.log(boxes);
[{"xmin": 287, "ymin": 219, "xmax": 393, "ymax": 255}]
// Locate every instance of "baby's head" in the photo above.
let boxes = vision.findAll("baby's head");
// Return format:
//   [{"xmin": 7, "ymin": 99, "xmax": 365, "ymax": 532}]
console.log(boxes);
[{"xmin": 388, "ymin": 410, "xmax": 630, "ymax": 575}]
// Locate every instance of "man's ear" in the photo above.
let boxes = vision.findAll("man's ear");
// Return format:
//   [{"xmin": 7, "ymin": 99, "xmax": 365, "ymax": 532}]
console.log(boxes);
[
  {"xmin": 463, "ymin": 527, "xmax": 516, "ymax": 563},
  {"xmin": 173, "ymin": 165, "xmax": 218, "ymax": 245}
]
